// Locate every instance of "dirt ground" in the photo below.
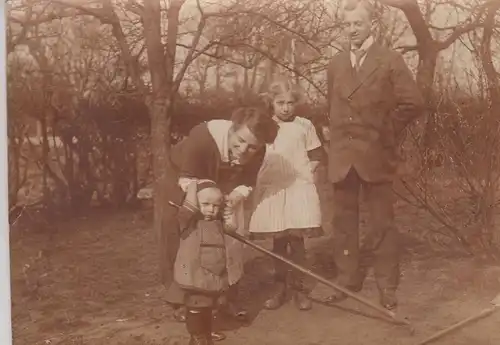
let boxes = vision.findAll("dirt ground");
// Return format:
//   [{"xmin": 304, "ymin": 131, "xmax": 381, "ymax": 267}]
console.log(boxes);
[{"xmin": 9, "ymin": 204, "xmax": 500, "ymax": 345}]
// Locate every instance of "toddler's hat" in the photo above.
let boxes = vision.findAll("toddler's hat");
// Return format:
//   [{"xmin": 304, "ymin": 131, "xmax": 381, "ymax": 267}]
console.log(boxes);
[{"xmin": 196, "ymin": 179, "xmax": 218, "ymax": 192}]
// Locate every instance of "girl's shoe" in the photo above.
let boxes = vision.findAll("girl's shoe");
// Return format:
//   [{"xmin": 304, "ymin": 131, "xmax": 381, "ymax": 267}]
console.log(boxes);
[
  {"xmin": 186, "ymin": 308, "xmax": 222, "ymax": 344},
  {"xmin": 263, "ymin": 283, "xmax": 287, "ymax": 310},
  {"xmin": 220, "ymin": 301, "xmax": 249, "ymax": 322},
  {"xmin": 189, "ymin": 335, "xmax": 214, "ymax": 345},
  {"xmin": 173, "ymin": 306, "xmax": 186, "ymax": 323},
  {"xmin": 210, "ymin": 332, "xmax": 226, "ymax": 342}
]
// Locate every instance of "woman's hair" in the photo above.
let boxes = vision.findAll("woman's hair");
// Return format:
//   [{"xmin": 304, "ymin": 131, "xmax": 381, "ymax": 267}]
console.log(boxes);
[
  {"xmin": 230, "ymin": 106, "xmax": 279, "ymax": 144},
  {"xmin": 260, "ymin": 77, "xmax": 305, "ymax": 110}
]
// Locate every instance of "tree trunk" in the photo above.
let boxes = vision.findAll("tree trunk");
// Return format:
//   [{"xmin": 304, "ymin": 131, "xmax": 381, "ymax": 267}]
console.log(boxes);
[
  {"xmin": 198, "ymin": 62, "xmax": 209, "ymax": 98},
  {"xmin": 250, "ymin": 60, "xmax": 259, "ymax": 90},
  {"xmin": 215, "ymin": 46, "xmax": 223, "ymax": 91},
  {"xmin": 243, "ymin": 65, "xmax": 249, "ymax": 91},
  {"xmin": 143, "ymin": 0, "xmax": 184, "ymax": 286},
  {"xmin": 477, "ymin": 2, "xmax": 500, "ymax": 254},
  {"xmin": 40, "ymin": 115, "xmax": 50, "ymax": 205}
]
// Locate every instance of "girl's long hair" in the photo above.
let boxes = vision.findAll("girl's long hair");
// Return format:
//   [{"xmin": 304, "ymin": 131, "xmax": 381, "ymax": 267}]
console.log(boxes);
[{"xmin": 259, "ymin": 77, "xmax": 305, "ymax": 113}]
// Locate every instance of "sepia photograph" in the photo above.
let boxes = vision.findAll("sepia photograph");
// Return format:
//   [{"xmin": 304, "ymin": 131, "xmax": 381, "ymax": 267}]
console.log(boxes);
[{"xmin": 5, "ymin": 0, "xmax": 500, "ymax": 344}]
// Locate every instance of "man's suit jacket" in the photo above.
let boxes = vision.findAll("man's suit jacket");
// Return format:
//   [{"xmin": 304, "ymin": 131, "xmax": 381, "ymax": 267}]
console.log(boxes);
[{"xmin": 327, "ymin": 42, "xmax": 424, "ymax": 183}]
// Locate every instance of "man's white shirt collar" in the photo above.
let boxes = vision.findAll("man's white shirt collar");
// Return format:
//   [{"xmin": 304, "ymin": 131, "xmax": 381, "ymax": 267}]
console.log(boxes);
[{"xmin": 350, "ymin": 36, "xmax": 374, "ymax": 68}]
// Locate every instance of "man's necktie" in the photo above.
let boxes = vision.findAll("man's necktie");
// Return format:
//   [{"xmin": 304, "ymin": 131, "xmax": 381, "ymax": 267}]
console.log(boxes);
[{"xmin": 353, "ymin": 49, "xmax": 366, "ymax": 71}]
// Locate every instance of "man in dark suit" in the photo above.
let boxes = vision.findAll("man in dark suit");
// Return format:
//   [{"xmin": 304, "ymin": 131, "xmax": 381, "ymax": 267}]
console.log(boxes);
[{"xmin": 326, "ymin": 0, "xmax": 424, "ymax": 310}]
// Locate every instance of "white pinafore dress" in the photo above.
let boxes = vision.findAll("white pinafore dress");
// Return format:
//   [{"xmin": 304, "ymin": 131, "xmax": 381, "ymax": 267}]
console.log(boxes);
[{"xmin": 249, "ymin": 116, "xmax": 322, "ymax": 236}]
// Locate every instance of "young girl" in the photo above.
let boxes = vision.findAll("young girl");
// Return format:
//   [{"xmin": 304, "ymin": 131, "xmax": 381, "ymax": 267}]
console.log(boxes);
[
  {"xmin": 173, "ymin": 179, "xmax": 237, "ymax": 345},
  {"xmin": 249, "ymin": 79, "xmax": 324, "ymax": 311}
]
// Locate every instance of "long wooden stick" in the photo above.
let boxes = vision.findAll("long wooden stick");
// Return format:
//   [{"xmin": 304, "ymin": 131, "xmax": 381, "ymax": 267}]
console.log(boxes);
[
  {"xmin": 416, "ymin": 303, "xmax": 499, "ymax": 345},
  {"xmin": 224, "ymin": 231, "xmax": 411, "ymax": 327}
]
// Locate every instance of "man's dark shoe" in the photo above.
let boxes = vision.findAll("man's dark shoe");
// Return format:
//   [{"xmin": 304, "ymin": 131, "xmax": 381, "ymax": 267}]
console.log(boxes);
[
  {"xmin": 294, "ymin": 291, "xmax": 312, "ymax": 311},
  {"xmin": 325, "ymin": 290, "xmax": 348, "ymax": 304},
  {"xmin": 380, "ymin": 289, "xmax": 398, "ymax": 310},
  {"xmin": 324, "ymin": 285, "xmax": 362, "ymax": 304}
]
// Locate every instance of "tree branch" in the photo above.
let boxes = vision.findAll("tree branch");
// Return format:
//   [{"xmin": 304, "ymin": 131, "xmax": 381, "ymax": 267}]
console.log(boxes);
[
  {"xmin": 240, "ymin": 9, "xmax": 322, "ymax": 54},
  {"xmin": 223, "ymin": 41, "xmax": 325, "ymax": 96},
  {"xmin": 52, "ymin": 0, "xmax": 147, "ymax": 94},
  {"xmin": 52, "ymin": 0, "xmax": 118, "ymax": 24},
  {"xmin": 125, "ymin": 0, "xmax": 145, "ymax": 17},
  {"xmin": 437, "ymin": 19, "xmax": 484, "ymax": 50},
  {"xmin": 171, "ymin": 0, "xmax": 207, "ymax": 95},
  {"xmin": 480, "ymin": 0, "xmax": 500, "ymax": 104},
  {"xmin": 379, "ymin": 0, "xmax": 435, "ymax": 51},
  {"xmin": 176, "ymin": 42, "xmax": 256, "ymax": 69},
  {"xmin": 207, "ymin": 8, "xmax": 322, "ymax": 55}
]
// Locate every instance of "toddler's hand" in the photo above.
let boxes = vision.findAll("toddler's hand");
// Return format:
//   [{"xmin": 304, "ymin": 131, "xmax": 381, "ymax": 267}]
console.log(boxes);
[
  {"xmin": 222, "ymin": 208, "xmax": 238, "ymax": 232},
  {"xmin": 223, "ymin": 219, "xmax": 238, "ymax": 232}
]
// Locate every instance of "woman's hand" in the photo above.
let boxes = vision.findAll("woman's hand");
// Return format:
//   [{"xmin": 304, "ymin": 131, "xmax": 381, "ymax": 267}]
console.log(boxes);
[
  {"xmin": 183, "ymin": 180, "xmax": 199, "ymax": 209},
  {"xmin": 310, "ymin": 160, "xmax": 320, "ymax": 174},
  {"xmin": 225, "ymin": 189, "xmax": 246, "ymax": 208}
]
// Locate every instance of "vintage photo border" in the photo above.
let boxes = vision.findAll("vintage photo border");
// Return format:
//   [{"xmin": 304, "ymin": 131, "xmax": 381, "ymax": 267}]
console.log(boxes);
[{"xmin": 1, "ymin": 2, "xmax": 13, "ymax": 345}]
